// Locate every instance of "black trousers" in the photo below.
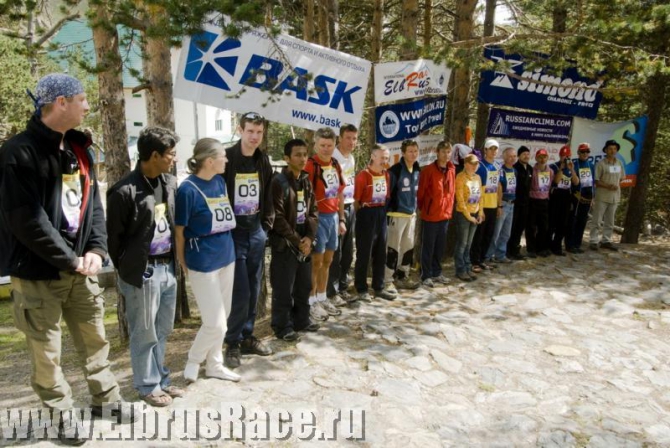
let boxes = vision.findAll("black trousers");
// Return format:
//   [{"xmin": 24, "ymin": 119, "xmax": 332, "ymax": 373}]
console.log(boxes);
[
  {"xmin": 327, "ymin": 203, "xmax": 355, "ymax": 296},
  {"xmin": 527, "ymin": 198, "xmax": 550, "ymax": 253},
  {"xmin": 354, "ymin": 206, "xmax": 387, "ymax": 293},
  {"xmin": 549, "ymin": 189, "xmax": 573, "ymax": 253},
  {"xmin": 568, "ymin": 197, "xmax": 592, "ymax": 249},
  {"xmin": 270, "ymin": 244, "xmax": 312, "ymax": 337},
  {"xmin": 508, "ymin": 200, "xmax": 530, "ymax": 256},
  {"xmin": 470, "ymin": 207, "xmax": 497, "ymax": 265}
]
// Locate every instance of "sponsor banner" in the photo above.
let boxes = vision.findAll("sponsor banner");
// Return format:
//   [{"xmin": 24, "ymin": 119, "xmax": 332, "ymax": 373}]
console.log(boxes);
[
  {"xmin": 478, "ymin": 47, "xmax": 603, "ymax": 119},
  {"xmin": 487, "ymin": 108, "xmax": 571, "ymax": 143},
  {"xmin": 570, "ymin": 116, "xmax": 647, "ymax": 187},
  {"xmin": 385, "ymin": 135, "xmax": 442, "ymax": 167},
  {"xmin": 491, "ymin": 139, "xmax": 567, "ymax": 166},
  {"xmin": 174, "ymin": 17, "xmax": 372, "ymax": 131},
  {"xmin": 375, "ymin": 96, "xmax": 446, "ymax": 144},
  {"xmin": 374, "ymin": 59, "xmax": 451, "ymax": 104}
]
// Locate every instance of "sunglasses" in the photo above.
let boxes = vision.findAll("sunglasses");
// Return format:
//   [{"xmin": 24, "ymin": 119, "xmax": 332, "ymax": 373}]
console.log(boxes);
[
  {"xmin": 241, "ymin": 112, "xmax": 264, "ymax": 121},
  {"xmin": 578, "ymin": 150, "xmax": 591, "ymax": 154}
]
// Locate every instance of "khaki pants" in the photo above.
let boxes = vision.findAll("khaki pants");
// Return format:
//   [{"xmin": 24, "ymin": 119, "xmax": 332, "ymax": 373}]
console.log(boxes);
[{"xmin": 11, "ymin": 272, "xmax": 121, "ymax": 411}]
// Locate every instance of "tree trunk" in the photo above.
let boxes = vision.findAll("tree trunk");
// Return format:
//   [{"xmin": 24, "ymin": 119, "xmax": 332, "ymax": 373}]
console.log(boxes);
[
  {"xmin": 143, "ymin": 6, "xmax": 175, "ymax": 130},
  {"xmin": 473, "ymin": 0, "xmax": 496, "ymax": 149},
  {"xmin": 400, "ymin": 0, "xmax": 419, "ymax": 60},
  {"xmin": 91, "ymin": 3, "xmax": 130, "ymax": 341},
  {"xmin": 327, "ymin": 0, "xmax": 339, "ymax": 50},
  {"xmin": 304, "ymin": 0, "xmax": 315, "ymax": 43},
  {"xmin": 423, "ymin": 0, "xmax": 432, "ymax": 50},
  {"xmin": 368, "ymin": 0, "xmax": 383, "ymax": 149},
  {"xmin": 318, "ymin": 0, "xmax": 330, "ymax": 47},
  {"xmin": 621, "ymin": 72, "xmax": 669, "ymax": 244}
]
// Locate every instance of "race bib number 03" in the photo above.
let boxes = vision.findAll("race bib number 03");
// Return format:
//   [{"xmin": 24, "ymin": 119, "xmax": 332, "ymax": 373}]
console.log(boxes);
[{"xmin": 234, "ymin": 173, "xmax": 260, "ymax": 216}]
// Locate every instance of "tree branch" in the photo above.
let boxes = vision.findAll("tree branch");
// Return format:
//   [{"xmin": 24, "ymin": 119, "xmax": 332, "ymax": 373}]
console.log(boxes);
[{"xmin": 34, "ymin": 12, "xmax": 80, "ymax": 47}]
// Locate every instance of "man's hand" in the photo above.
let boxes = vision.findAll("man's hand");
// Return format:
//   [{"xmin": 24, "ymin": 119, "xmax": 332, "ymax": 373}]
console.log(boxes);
[
  {"xmin": 76, "ymin": 252, "xmax": 103, "ymax": 276},
  {"xmin": 299, "ymin": 237, "xmax": 312, "ymax": 256},
  {"xmin": 338, "ymin": 221, "xmax": 347, "ymax": 235},
  {"xmin": 497, "ymin": 207, "xmax": 503, "ymax": 218}
]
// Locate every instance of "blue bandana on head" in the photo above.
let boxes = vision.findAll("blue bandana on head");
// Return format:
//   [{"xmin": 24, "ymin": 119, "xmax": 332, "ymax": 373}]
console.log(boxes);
[{"xmin": 26, "ymin": 73, "xmax": 84, "ymax": 116}]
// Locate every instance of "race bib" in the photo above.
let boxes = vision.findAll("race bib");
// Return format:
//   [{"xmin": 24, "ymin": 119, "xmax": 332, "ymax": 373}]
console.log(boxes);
[
  {"xmin": 485, "ymin": 169, "xmax": 499, "ymax": 194},
  {"xmin": 467, "ymin": 180, "xmax": 481, "ymax": 204},
  {"xmin": 504, "ymin": 171, "xmax": 516, "ymax": 195},
  {"xmin": 296, "ymin": 191, "xmax": 306, "ymax": 224},
  {"xmin": 62, "ymin": 173, "xmax": 82, "ymax": 233},
  {"xmin": 371, "ymin": 175, "xmax": 387, "ymax": 205},
  {"xmin": 538, "ymin": 171, "xmax": 551, "ymax": 193},
  {"xmin": 579, "ymin": 168, "xmax": 593, "ymax": 188},
  {"xmin": 343, "ymin": 166, "xmax": 355, "ymax": 201},
  {"xmin": 558, "ymin": 172, "xmax": 571, "ymax": 190},
  {"xmin": 208, "ymin": 196, "xmax": 236, "ymax": 234},
  {"xmin": 234, "ymin": 173, "xmax": 260, "ymax": 216},
  {"xmin": 149, "ymin": 203, "xmax": 172, "ymax": 255},
  {"xmin": 608, "ymin": 165, "xmax": 621, "ymax": 174},
  {"xmin": 322, "ymin": 166, "xmax": 339, "ymax": 199}
]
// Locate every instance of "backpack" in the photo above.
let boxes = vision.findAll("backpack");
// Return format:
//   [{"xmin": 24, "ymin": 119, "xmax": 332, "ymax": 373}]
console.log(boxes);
[{"xmin": 307, "ymin": 156, "xmax": 343, "ymax": 191}]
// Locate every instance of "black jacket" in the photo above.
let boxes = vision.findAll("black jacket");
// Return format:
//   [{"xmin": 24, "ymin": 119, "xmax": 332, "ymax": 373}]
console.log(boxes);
[
  {"xmin": 0, "ymin": 115, "xmax": 107, "ymax": 280},
  {"xmin": 269, "ymin": 167, "xmax": 318, "ymax": 248},
  {"xmin": 513, "ymin": 161, "xmax": 533, "ymax": 205},
  {"xmin": 106, "ymin": 164, "xmax": 178, "ymax": 288},
  {"xmin": 222, "ymin": 141, "xmax": 275, "ymax": 231},
  {"xmin": 387, "ymin": 157, "xmax": 421, "ymax": 213}
]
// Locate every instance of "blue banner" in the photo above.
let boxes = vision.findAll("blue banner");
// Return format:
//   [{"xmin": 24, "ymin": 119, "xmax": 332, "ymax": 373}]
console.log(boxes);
[
  {"xmin": 487, "ymin": 108, "xmax": 572, "ymax": 143},
  {"xmin": 478, "ymin": 48, "xmax": 603, "ymax": 119},
  {"xmin": 375, "ymin": 96, "xmax": 446, "ymax": 143}
]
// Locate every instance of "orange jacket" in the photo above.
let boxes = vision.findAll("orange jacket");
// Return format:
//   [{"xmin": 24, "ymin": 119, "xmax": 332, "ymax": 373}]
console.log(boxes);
[{"xmin": 417, "ymin": 161, "xmax": 456, "ymax": 222}]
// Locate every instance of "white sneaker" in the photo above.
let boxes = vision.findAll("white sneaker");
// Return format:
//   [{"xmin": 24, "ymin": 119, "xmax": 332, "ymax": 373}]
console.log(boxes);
[
  {"xmin": 310, "ymin": 302, "xmax": 329, "ymax": 321},
  {"xmin": 330, "ymin": 294, "xmax": 347, "ymax": 308},
  {"xmin": 356, "ymin": 292, "xmax": 372, "ymax": 303},
  {"xmin": 384, "ymin": 282, "xmax": 399, "ymax": 295},
  {"xmin": 205, "ymin": 364, "xmax": 241, "ymax": 382},
  {"xmin": 184, "ymin": 362, "xmax": 199, "ymax": 383},
  {"xmin": 433, "ymin": 275, "xmax": 450, "ymax": 285},
  {"xmin": 321, "ymin": 299, "xmax": 342, "ymax": 316},
  {"xmin": 422, "ymin": 278, "xmax": 435, "ymax": 288}
]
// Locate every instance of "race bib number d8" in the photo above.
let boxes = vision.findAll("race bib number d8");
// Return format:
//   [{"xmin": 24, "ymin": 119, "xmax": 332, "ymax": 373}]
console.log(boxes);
[
  {"xmin": 62, "ymin": 173, "xmax": 82, "ymax": 233},
  {"xmin": 208, "ymin": 197, "xmax": 236, "ymax": 234},
  {"xmin": 322, "ymin": 166, "xmax": 340, "ymax": 199},
  {"xmin": 234, "ymin": 173, "xmax": 260, "ymax": 216}
]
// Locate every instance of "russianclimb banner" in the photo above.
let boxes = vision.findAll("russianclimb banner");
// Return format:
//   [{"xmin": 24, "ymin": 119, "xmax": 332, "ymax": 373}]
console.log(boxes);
[
  {"xmin": 373, "ymin": 60, "xmax": 451, "ymax": 104},
  {"xmin": 478, "ymin": 48, "xmax": 603, "ymax": 119},
  {"xmin": 487, "ymin": 108, "xmax": 572, "ymax": 143},
  {"xmin": 375, "ymin": 96, "xmax": 446, "ymax": 144},
  {"xmin": 174, "ymin": 18, "xmax": 371, "ymax": 131},
  {"xmin": 570, "ymin": 116, "xmax": 647, "ymax": 187}
]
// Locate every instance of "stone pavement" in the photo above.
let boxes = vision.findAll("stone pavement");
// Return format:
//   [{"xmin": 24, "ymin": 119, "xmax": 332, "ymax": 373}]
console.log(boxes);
[{"xmin": 2, "ymin": 242, "xmax": 670, "ymax": 447}]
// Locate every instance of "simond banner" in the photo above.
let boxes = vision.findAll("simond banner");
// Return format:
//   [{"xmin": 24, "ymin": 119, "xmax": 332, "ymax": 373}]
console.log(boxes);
[
  {"xmin": 478, "ymin": 48, "xmax": 604, "ymax": 119},
  {"xmin": 570, "ymin": 116, "xmax": 647, "ymax": 187},
  {"xmin": 375, "ymin": 96, "xmax": 446, "ymax": 144},
  {"xmin": 487, "ymin": 107, "xmax": 572, "ymax": 144},
  {"xmin": 373, "ymin": 59, "xmax": 451, "ymax": 104},
  {"xmin": 174, "ymin": 16, "xmax": 372, "ymax": 131}
]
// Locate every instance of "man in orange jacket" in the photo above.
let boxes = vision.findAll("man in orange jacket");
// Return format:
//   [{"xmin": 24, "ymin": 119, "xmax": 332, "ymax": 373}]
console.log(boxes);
[{"xmin": 417, "ymin": 141, "xmax": 456, "ymax": 287}]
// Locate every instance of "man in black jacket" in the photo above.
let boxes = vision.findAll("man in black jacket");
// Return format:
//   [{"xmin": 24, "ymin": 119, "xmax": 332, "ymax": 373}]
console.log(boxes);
[
  {"xmin": 222, "ymin": 112, "xmax": 275, "ymax": 368},
  {"xmin": 507, "ymin": 145, "xmax": 533, "ymax": 260},
  {"xmin": 0, "ymin": 73, "xmax": 132, "ymax": 444},
  {"xmin": 107, "ymin": 126, "xmax": 184, "ymax": 407}
]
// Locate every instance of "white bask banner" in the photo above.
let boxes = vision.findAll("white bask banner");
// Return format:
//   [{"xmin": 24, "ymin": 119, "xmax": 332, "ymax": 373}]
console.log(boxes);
[
  {"xmin": 374, "ymin": 59, "xmax": 451, "ymax": 104},
  {"xmin": 174, "ymin": 21, "xmax": 371, "ymax": 131}
]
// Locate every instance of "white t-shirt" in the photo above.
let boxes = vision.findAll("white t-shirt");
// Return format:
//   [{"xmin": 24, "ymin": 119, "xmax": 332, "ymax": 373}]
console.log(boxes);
[{"xmin": 333, "ymin": 147, "xmax": 356, "ymax": 205}]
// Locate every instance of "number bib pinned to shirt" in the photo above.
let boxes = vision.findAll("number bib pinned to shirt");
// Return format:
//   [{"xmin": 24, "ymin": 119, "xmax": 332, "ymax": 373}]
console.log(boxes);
[
  {"xmin": 505, "ymin": 171, "xmax": 517, "ymax": 195},
  {"xmin": 467, "ymin": 180, "xmax": 481, "ymax": 204},
  {"xmin": 608, "ymin": 164, "xmax": 622, "ymax": 174},
  {"xmin": 234, "ymin": 173, "xmax": 260, "ymax": 216},
  {"xmin": 62, "ymin": 173, "xmax": 82, "ymax": 233},
  {"xmin": 296, "ymin": 191, "xmax": 306, "ymax": 224},
  {"xmin": 538, "ymin": 171, "xmax": 551, "ymax": 193},
  {"xmin": 343, "ymin": 166, "xmax": 355, "ymax": 201},
  {"xmin": 208, "ymin": 197, "xmax": 236, "ymax": 234},
  {"xmin": 371, "ymin": 175, "xmax": 387, "ymax": 205},
  {"xmin": 579, "ymin": 167, "xmax": 593, "ymax": 188},
  {"xmin": 558, "ymin": 172, "xmax": 572, "ymax": 190},
  {"xmin": 150, "ymin": 203, "xmax": 172, "ymax": 255},
  {"xmin": 322, "ymin": 166, "xmax": 340, "ymax": 199},
  {"xmin": 485, "ymin": 169, "xmax": 499, "ymax": 194}
]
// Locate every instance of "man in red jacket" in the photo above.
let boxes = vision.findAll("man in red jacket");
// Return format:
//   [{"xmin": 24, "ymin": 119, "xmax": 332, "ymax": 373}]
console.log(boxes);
[{"xmin": 417, "ymin": 141, "xmax": 456, "ymax": 287}]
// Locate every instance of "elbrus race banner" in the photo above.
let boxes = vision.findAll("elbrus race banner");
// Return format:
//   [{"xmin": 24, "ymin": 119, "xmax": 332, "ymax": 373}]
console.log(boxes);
[
  {"xmin": 487, "ymin": 108, "xmax": 571, "ymax": 143},
  {"xmin": 375, "ymin": 96, "xmax": 446, "ymax": 144},
  {"xmin": 478, "ymin": 48, "xmax": 604, "ymax": 119},
  {"xmin": 373, "ymin": 59, "xmax": 451, "ymax": 104},
  {"xmin": 570, "ymin": 116, "xmax": 647, "ymax": 187},
  {"xmin": 174, "ymin": 18, "xmax": 372, "ymax": 131},
  {"xmin": 384, "ymin": 135, "xmax": 442, "ymax": 167}
]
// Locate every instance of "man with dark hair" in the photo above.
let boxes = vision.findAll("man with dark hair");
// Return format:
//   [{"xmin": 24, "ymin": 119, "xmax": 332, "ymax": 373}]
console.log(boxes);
[
  {"xmin": 589, "ymin": 140, "xmax": 625, "ymax": 251},
  {"xmin": 327, "ymin": 124, "xmax": 358, "ymax": 305},
  {"xmin": 567, "ymin": 143, "xmax": 595, "ymax": 253},
  {"xmin": 0, "ymin": 73, "xmax": 133, "ymax": 445},
  {"xmin": 507, "ymin": 146, "xmax": 533, "ymax": 260},
  {"xmin": 269, "ymin": 139, "xmax": 320, "ymax": 341},
  {"xmin": 107, "ymin": 126, "xmax": 183, "ymax": 407},
  {"xmin": 222, "ymin": 112, "xmax": 274, "ymax": 369}
]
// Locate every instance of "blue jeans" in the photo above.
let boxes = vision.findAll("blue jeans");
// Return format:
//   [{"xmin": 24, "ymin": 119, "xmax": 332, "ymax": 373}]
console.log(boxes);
[
  {"xmin": 486, "ymin": 201, "xmax": 514, "ymax": 260},
  {"xmin": 420, "ymin": 219, "xmax": 449, "ymax": 280},
  {"xmin": 118, "ymin": 261, "xmax": 177, "ymax": 396},
  {"xmin": 225, "ymin": 226, "xmax": 267, "ymax": 345},
  {"xmin": 454, "ymin": 213, "xmax": 478, "ymax": 275}
]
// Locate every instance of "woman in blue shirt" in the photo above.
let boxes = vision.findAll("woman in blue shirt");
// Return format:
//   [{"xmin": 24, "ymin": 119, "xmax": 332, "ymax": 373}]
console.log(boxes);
[{"xmin": 175, "ymin": 138, "xmax": 239, "ymax": 383}]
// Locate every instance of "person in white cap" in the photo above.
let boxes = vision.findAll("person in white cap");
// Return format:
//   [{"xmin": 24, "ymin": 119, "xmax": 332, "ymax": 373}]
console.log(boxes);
[{"xmin": 470, "ymin": 138, "xmax": 500, "ymax": 272}]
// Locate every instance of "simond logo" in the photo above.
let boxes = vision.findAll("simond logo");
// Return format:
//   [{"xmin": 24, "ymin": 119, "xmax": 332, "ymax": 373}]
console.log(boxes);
[
  {"xmin": 490, "ymin": 113, "xmax": 509, "ymax": 136},
  {"xmin": 185, "ymin": 32, "xmax": 241, "ymax": 91}
]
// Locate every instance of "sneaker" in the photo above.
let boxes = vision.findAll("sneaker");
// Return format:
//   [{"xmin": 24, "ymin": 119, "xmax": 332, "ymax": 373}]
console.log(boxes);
[
  {"xmin": 205, "ymin": 364, "xmax": 241, "ymax": 382},
  {"xmin": 321, "ymin": 299, "xmax": 343, "ymax": 316},
  {"xmin": 374, "ymin": 288, "xmax": 397, "ymax": 301},
  {"xmin": 468, "ymin": 270, "xmax": 478, "ymax": 280},
  {"xmin": 422, "ymin": 278, "xmax": 435, "ymax": 288},
  {"xmin": 298, "ymin": 321, "xmax": 320, "ymax": 332},
  {"xmin": 600, "ymin": 242, "xmax": 619, "ymax": 251},
  {"xmin": 494, "ymin": 257, "xmax": 513, "ymax": 263},
  {"xmin": 329, "ymin": 294, "xmax": 347, "ymax": 307},
  {"xmin": 240, "ymin": 336, "xmax": 273, "ymax": 356},
  {"xmin": 183, "ymin": 362, "xmax": 199, "ymax": 383},
  {"xmin": 589, "ymin": 243, "xmax": 599, "ymax": 251},
  {"xmin": 457, "ymin": 273, "xmax": 473, "ymax": 282},
  {"xmin": 310, "ymin": 301, "xmax": 330, "ymax": 321},
  {"xmin": 90, "ymin": 401, "xmax": 136, "ymax": 423},
  {"xmin": 356, "ymin": 291, "xmax": 372, "ymax": 303},
  {"xmin": 384, "ymin": 282, "xmax": 399, "ymax": 295},
  {"xmin": 394, "ymin": 278, "xmax": 420, "ymax": 290},
  {"xmin": 279, "ymin": 330, "xmax": 300, "ymax": 341},
  {"xmin": 224, "ymin": 344, "xmax": 241, "ymax": 369},
  {"xmin": 344, "ymin": 292, "xmax": 359, "ymax": 304},
  {"xmin": 433, "ymin": 274, "xmax": 450, "ymax": 285},
  {"xmin": 58, "ymin": 414, "xmax": 88, "ymax": 446}
]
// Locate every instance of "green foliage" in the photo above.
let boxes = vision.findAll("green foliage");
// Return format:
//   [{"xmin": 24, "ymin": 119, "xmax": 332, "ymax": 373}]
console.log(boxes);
[{"xmin": 0, "ymin": 35, "xmax": 34, "ymax": 141}]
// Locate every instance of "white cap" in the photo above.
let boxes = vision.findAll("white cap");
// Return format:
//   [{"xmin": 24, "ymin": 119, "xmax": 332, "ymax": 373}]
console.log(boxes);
[{"xmin": 484, "ymin": 139, "xmax": 500, "ymax": 149}]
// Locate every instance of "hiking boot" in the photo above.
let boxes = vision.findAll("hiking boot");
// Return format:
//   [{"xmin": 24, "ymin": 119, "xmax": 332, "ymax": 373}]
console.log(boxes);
[
  {"xmin": 224, "ymin": 344, "xmax": 241, "ymax": 369},
  {"xmin": 240, "ymin": 336, "xmax": 273, "ymax": 356}
]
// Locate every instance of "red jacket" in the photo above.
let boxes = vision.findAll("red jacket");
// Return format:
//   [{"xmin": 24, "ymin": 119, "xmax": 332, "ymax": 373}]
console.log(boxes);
[{"xmin": 417, "ymin": 160, "xmax": 456, "ymax": 222}]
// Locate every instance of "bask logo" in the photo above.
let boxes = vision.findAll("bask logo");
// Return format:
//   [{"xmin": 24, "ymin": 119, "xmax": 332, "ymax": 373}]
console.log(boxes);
[{"xmin": 184, "ymin": 32, "xmax": 241, "ymax": 90}]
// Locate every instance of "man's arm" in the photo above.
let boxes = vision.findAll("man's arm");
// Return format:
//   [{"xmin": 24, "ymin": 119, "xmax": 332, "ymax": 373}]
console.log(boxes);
[
  {"xmin": 270, "ymin": 178, "xmax": 301, "ymax": 247},
  {"xmin": 85, "ymin": 178, "xmax": 108, "ymax": 258},
  {"xmin": 105, "ymin": 186, "xmax": 129, "ymax": 268}
]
